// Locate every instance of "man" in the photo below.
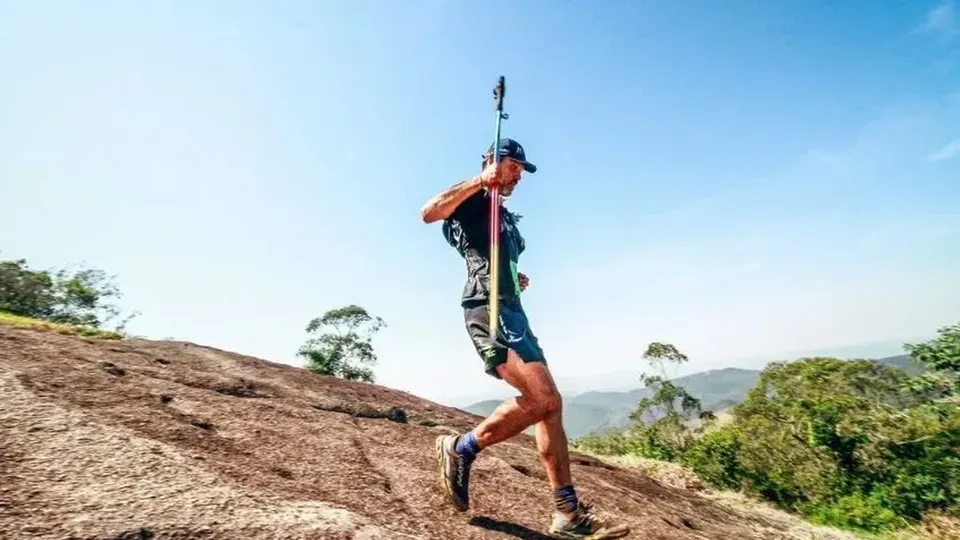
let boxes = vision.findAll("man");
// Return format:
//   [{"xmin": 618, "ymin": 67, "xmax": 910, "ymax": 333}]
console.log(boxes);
[{"xmin": 419, "ymin": 138, "xmax": 630, "ymax": 539}]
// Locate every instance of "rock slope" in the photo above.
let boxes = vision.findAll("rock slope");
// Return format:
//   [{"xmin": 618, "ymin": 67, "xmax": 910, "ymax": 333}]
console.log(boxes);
[{"xmin": 0, "ymin": 325, "xmax": 856, "ymax": 539}]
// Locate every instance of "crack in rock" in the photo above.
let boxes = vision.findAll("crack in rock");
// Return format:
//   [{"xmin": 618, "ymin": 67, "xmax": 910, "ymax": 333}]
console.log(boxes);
[{"xmin": 313, "ymin": 402, "xmax": 407, "ymax": 424}]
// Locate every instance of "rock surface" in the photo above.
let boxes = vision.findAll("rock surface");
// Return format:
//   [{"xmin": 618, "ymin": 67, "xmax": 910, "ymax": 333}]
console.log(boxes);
[{"xmin": 0, "ymin": 325, "xmax": 855, "ymax": 539}]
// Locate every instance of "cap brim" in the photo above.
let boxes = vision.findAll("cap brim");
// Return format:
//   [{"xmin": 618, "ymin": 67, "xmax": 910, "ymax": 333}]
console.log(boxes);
[{"xmin": 521, "ymin": 161, "xmax": 537, "ymax": 173}]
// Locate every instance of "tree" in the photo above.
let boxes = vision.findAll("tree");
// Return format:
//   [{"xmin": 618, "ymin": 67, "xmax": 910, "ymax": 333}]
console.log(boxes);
[
  {"xmin": 630, "ymin": 342, "xmax": 703, "ymax": 422},
  {"xmin": 903, "ymin": 322, "xmax": 959, "ymax": 402},
  {"xmin": 625, "ymin": 342, "xmax": 705, "ymax": 460},
  {"xmin": 0, "ymin": 258, "xmax": 55, "ymax": 319},
  {"xmin": 688, "ymin": 355, "xmax": 959, "ymax": 531},
  {"xmin": 730, "ymin": 358, "xmax": 910, "ymax": 507},
  {"xmin": 0, "ymin": 254, "xmax": 138, "ymax": 332},
  {"xmin": 297, "ymin": 305, "xmax": 385, "ymax": 382}
]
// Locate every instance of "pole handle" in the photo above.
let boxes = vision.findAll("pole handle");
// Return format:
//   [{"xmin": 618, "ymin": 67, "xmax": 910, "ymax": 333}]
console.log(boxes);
[{"xmin": 493, "ymin": 76, "xmax": 505, "ymax": 113}]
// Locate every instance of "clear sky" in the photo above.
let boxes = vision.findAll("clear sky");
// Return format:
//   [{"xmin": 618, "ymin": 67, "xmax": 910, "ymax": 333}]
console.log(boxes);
[{"xmin": 2, "ymin": 1, "xmax": 959, "ymax": 405}]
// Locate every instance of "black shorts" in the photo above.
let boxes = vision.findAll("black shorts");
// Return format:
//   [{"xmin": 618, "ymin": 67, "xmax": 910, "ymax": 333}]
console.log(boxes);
[{"xmin": 463, "ymin": 299, "xmax": 546, "ymax": 378}]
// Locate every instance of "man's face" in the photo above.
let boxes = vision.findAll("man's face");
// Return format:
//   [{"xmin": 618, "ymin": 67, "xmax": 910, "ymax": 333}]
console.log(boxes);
[{"xmin": 487, "ymin": 157, "xmax": 525, "ymax": 197}]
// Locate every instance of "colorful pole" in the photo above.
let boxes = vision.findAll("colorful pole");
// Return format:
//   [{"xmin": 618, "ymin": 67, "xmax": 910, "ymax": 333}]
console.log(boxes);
[{"xmin": 489, "ymin": 76, "xmax": 507, "ymax": 339}]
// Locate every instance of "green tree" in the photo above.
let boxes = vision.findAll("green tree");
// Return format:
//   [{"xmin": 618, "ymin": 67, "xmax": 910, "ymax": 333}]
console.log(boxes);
[
  {"xmin": 681, "ymin": 424, "xmax": 743, "ymax": 490},
  {"xmin": 630, "ymin": 342, "xmax": 703, "ymax": 423},
  {"xmin": 0, "ymin": 254, "xmax": 137, "ymax": 331},
  {"xmin": 686, "ymin": 355, "xmax": 959, "ymax": 532},
  {"xmin": 903, "ymin": 322, "xmax": 959, "ymax": 402},
  {"xmin": 297, "ymin": 305, "xmax": 385, "ymax": 382},
  {"xmin": 729, "ymin": 358, "xmax": 910, "ymax": 510},
  {"xmin": 0, "ymin": 258, "xmax": 56, "ymax": 319},
  {"xmin": 625, "ymin": 342, "xmax": 705, "ymax": 460}
]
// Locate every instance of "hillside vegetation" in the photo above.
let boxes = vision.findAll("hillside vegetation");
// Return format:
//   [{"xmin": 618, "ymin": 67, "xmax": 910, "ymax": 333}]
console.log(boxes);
[{"xmin": 573, "ymin": 331, "xmax": 960, "ymax": 536}]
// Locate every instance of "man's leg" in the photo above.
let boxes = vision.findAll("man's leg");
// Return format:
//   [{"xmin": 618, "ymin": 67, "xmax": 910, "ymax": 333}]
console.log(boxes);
[
  {"xmin": 435, "ymin": 303, "xmax": 628, "ymax": 537},
  {"xmin": 533, "ymin": 399, "xmax": 574, "ymax": 497},
  {"xmin": 437, "ymin": 317, "xmax": 629, "ymax": 538},
  {"xmin": 480, "ymin": 307, "xmax": 576, "ymax": 503},
  {"xmin": 439, "ymin": 300, "xmax": 579, "ymax": 509},
  {"xmin": 473, "ymin": 350, "xmax": 562, "ymax": 448},
  {"xmin": 435, "ymin": 350, "xmax": 559, "ymax": 511},
  {"xmin": 497, "ymin": 357, "xmax": 629, "ymax": 538},
  {"xmin": 491, "ymin": 353, "xmax": 574, "ymax": 488},
  {"xmin": 436, "ymin": 301, "xmax": 564, "ymax": 511}
]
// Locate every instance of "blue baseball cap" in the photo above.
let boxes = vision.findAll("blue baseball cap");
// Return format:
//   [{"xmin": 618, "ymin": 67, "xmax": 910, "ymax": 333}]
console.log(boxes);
[{"xmin": 483, "ymin": 138, "xmax": 537, "ymax": 173}]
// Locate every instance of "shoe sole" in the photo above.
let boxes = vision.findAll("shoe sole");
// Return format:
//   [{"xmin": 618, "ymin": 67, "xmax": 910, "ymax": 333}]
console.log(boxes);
[
  {"xmin": 547, "ymin": 527, "xmax": 631, "ymax": 539},
  {"xmin": 435, "ymin": 435, "xmax": 468, "ymax": 512}
]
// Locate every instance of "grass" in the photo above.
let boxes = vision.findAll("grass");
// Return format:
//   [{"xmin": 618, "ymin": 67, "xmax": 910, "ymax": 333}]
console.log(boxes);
[{"xmin": 0, "ymin": 311, "xmax": 123, "ymax": 340}]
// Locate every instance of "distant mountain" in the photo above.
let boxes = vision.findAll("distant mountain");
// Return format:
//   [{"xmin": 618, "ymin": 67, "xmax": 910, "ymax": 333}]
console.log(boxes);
[
  {"xmin": 875, "ymin": 354, "xmax": 924, "ymax": 375},
  {"xmin": 564, "ymin": 367, "xmax": 762, "ymax": 437},
  {"xmin": 460, "ymin": 399, "xmax": 500, "ymax": 418},
  {"xmin": 461, "ymin": 367, "xmax": 761, "ymax": 439},
  {"xmin": 460, "ymin": 354, "xmax": 923, "ymax": 440},
  {"xmin": 458, "ymin": 398, "xmax": 617, "ymax": 440},
  {"xmin": 546, "ymin": 338, "xmax": 921, "ymax": 396}
]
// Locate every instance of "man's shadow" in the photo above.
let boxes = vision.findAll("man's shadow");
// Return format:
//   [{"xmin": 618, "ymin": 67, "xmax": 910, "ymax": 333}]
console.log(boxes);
[{"xmin": 469, "ymin": 516, "xmax": 554, "ymax": 540}]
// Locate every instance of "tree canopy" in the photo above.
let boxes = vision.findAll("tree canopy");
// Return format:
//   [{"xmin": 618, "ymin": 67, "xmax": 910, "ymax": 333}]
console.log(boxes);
[
  {"xmin": 297, "ymin": 304, "xmax": 386, "ymax": 382},
  {"xmin": 0, "ymin": 254, "xmax": 138, "ymax": 331}
]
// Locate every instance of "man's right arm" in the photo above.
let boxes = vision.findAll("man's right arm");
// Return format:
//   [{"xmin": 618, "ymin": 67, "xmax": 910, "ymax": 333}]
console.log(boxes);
[{"xmin": 419, "ymin": 175, "xmax": 485, "ymax": 223}]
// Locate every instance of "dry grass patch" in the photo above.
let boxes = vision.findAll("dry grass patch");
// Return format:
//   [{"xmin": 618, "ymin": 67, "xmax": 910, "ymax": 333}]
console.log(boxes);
[{"xmin": 0, "ymin": 311, "xmax": 122, "ymax": 340}]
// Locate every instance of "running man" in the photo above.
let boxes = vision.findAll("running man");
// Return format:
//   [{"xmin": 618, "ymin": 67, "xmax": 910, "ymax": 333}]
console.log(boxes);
[{"xmin": 419, "ymin": 138, "xmax": 630, "ymax": 539}]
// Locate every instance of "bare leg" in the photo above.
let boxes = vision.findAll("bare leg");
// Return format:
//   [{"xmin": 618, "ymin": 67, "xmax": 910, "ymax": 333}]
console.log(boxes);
[
  {"xmin": 438, "ymin": 353, "xmax": 629, "ymax": 535},
  {"xmin": 471, "ymin": 352, "xmax": 578, "ymax": 518},
  {"xmin": 535, "ymin": 405, "xmax": 573, "ymax": 489},
  {"xmin": 435, "ymin": 350, "xmax": 561, "ymax": 513},
  {"xmin": 491, "ymin": 352, "xmax": 572, "ymax": 489},
  {"xmin": 471, "ymin": 395, "xmax": 543, "ymax": 447},
  {"xmin": 472, "ymin": 351, "xmax": 559, "ymax": 448}
]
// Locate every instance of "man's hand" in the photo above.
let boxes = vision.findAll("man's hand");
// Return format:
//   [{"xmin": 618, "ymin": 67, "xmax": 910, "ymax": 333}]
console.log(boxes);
[
  {"xmin": 477, "ymin": 160, "xmax": 505, "ymax": 188},
  {"xmin": 518, "ymin": 272, "xmax": 529, "ymax": 292},
  {"xmin": 478, "ymin": 158, "xmax": 523, "ymax": 189}
]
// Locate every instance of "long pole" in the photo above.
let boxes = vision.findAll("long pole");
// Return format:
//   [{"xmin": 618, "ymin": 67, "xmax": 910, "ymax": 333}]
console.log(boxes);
[{"xmin": 489, "ymin": 76, "xmax": 507, "ymax": 339}]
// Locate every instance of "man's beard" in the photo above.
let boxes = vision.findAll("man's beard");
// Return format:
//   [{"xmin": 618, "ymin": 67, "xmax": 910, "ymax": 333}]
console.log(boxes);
[{"xmin": 500, "ymin": 179, "xmax": 520, "ymax": 198}]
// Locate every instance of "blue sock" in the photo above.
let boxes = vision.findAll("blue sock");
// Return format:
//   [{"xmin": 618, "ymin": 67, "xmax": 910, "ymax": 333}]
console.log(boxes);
[
  {"xmin": 455, "ymin": 431, "xmax": 481, "ymax": 461},
  {"xmin": 553, "ymin": 485, "xmax": 579, "ymax": 514}
]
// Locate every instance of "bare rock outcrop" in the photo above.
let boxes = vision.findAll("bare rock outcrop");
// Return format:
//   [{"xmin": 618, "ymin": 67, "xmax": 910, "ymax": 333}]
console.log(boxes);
[{"xmin": 0, "ymin": 325, "xmax": 856, "ymax": 539}]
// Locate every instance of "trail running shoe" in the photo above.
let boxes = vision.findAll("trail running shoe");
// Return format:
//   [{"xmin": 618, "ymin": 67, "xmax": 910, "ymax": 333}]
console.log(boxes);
[
  {"xmin": 547, "ymin": 500, "xmax": 631, "ymax": 539},
  {"xmin": 435, "ymin": 434, "xmax": 471, "ymax": 511}
]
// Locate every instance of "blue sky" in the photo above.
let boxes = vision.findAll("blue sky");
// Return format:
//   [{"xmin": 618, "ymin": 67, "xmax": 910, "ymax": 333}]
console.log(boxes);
[{"xmin": 2, "ymin": 1, "xmax": 958, "ymax": 405}]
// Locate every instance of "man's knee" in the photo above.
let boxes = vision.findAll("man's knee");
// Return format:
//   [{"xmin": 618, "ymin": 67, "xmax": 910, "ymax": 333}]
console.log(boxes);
[
  {"xmin": 528, "ymin": 385, "xmax": 562, "ymax": 421},
  {"xmin": 497, "ymin": 350, "xmax": 561, "ymax": 417}
]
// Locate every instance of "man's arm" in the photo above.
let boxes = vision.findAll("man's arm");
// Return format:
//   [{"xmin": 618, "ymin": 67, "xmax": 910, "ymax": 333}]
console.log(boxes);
[{"xmin": 419, "ymin": 174, "xmax": 485, "ymax": 223}]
